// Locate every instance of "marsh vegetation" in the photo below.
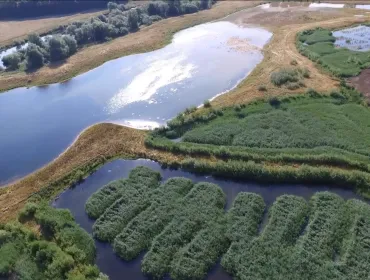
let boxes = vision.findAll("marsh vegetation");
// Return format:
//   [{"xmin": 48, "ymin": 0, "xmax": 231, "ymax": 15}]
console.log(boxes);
[
  {"xmin": 85, "ymin": 166, "xmax": 370, "ymax": 279},
  {"xmin": 297, "ymin": 26, "xmax": 370, "ymax": 77},
  {"xmin": 0, "ymin": 203, "xmax": 106, "ymax": 280}
]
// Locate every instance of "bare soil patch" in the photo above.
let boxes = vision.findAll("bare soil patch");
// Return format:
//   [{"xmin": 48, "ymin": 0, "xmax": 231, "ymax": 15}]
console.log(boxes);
[{"xmin": 348, "ymin": 69, "xmax": 370, "ymax": 101}]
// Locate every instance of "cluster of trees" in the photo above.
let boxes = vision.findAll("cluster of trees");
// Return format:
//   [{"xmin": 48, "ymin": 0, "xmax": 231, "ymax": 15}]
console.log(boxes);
[
  {"xmin": 0, "ymin": 203, "xmax": 107, "ymax": 280},
  {"xmin": 2, "ymin": 33, "xmax": 77, "ymax": 71},
  {"xmin": 1, "ymin": 0, "xmax": 214, "ymax": 71}
]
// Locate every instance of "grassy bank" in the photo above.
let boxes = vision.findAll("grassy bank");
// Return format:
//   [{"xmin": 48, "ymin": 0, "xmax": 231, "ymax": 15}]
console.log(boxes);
[
  {"xmin": 83, "ymin": 167, "xmax": 370, "ymax": 279},
  {"xmin": 297, "ymin": 25, "xmax": 370, "ymax": 77},
  {"xmin": 0, "ymin": 203, "xmax": 107, "ymax": 279},
  {"xmin": 146, "ymin": 89, "xmax": 370, "ymax": 197},
  {"xmin": 0, "ymin": 1, "xmax": 259, "ymax": 92}
]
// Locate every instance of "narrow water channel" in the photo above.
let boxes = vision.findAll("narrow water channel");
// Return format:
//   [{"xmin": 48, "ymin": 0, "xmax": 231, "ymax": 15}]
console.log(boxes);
[
  {"xmin": 53, "ymin": 159, "xmax": 366, "ymax": 280},
  {"xmin": 0, "ymin": 21, "xmax": 271, "ymax": 185}
]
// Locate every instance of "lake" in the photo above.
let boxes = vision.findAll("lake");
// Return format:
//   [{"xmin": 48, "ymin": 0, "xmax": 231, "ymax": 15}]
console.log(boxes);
[
  {"xmin": 0, "ymin": 22, "xmax": 271, "ymax": 185},
  {"xmin": 53, "ymin": 159, "xmax": 366, "ymax": 280}
]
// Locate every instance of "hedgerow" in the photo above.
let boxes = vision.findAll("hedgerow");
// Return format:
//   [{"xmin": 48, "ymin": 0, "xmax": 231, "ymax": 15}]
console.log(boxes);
[
  {"xmin": 141, "ymin": 182, "xmax": 226, "ymax": 278},
  {"xmin": 113, "ymin": 177, "xmax": 194, "ymax": 260}
]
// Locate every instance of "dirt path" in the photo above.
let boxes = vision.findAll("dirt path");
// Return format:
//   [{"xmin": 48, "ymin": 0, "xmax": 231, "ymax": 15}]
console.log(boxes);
[
  {"xmin": 213, "ymin": 7, "xmax": 370, "ymax": 107},
  {"xmin": 0, "ymin": 1, "xmax": 260, "ymax": 92}
]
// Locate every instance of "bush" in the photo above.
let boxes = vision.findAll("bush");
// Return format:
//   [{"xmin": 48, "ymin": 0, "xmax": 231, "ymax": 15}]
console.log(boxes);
[
  {"xmin": 25, "ymin": 43, "xmax": 45, "ymax": 69},
  {"xmin": 270, "ymin": 68, "xmax": 299, "ymax": 86},
  {"xmin": 2, "ymin": 52, "xmax": 21, "ymax": 70},
  {"xmin": 63, "ymin": 35, "xmax": 77, "ymax": 55},
  {"xmin": 203, "ymin": 100, "xmax": 211, "ymax": 108},
  {"xmin": 28, "ymin": 33, "xmax": 44, "ymax": 48},
  {"xmin": 48, "ymin": 35, "xmax": 70, "ymax": 62},
  {"xmin": 258, "ymin": 85, "xmax": 267, "ymax": 92},
  {"xmin": 181, "ymin": 3, "xmax": 199, "ymax": 14}
]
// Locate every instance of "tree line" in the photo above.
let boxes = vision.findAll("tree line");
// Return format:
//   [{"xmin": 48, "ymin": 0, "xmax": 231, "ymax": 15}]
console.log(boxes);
[{"xmin": 1, "ymin": 0, "xmax": 214, "ymax": 71}]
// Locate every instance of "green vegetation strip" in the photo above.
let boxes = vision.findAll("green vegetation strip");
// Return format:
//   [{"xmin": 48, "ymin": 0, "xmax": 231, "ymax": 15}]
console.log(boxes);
[
  {"xmin": 146, "ymin": 91, "xmax": 370, "ymax": 197},
  {"xmin": 297, "ymin": 27, "xmax": 370, "ymax": 77},
  {"xmin": 84, "ymin": 166, "xmax": 370, "ymax": 279},
  {"xmin": 113, "ymin": 177, "xmax": 194, "ymax": 260},
  {"xmin": 0, "ymin": 203, "xmax": 107, "ymax": 280},
  {"xmin": 90, "ymin": 167, "xmax": 161, "ymax": 241}
]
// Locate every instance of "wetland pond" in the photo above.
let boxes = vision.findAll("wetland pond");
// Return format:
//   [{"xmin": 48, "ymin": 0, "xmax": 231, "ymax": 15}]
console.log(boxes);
[
  {"xmin": 0, "ymin": 22, "xmax": 272, "ymax": 185},
  {"xmin": 53, "ymin": 159, "xmax": 366, "ymax": 280}
]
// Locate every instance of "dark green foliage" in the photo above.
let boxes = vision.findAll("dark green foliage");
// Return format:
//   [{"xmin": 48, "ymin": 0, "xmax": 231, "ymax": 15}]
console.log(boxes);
[
  {"xmin": 113, "ymin": 178, "xmax": 194, "ymax": 260},
  {"xmin": 84, "ymin": 166, "xmax": 370, "ymax": 279},
  {"xmin": 222, "ymin": 193, "xmax": 265, "ymax": 275},
  {"xmin": 298, "ymin": 27, "xmax": 370, "ymax": 77},
  {"xmin": 91, "ymin": 167, "xmax": 161, "ymax": 241},
  {"xmin": 203, "ymin": 100, "xmax": 211, "ymax": 108},
  {"xmin": 141, "ymin": 182, "xmax": 226, "ymax": 278},
  {"xmin": 25, "ymin": 43, "xmax": 45, "ymax": 69},
  {"xmin": 0, "ymin": 204, "xmax": 105, "ymax": 280},
  {"xmin": 85, "ymin": 179, "xmax": 126, "ymax": 219},
  {"xmin": 2, "ymin": 52, "xmax": 21, "ymax": 70},
  {"xmin": 48, "ymin": 35, "xmax": 76, "ymax": 62},
  {"xmin": 28, "ymin": 33, "xmax": 45, "ymax": 48}
]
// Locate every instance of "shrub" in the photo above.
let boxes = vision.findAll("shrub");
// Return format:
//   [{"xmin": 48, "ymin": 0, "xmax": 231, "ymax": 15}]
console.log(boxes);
[
  {"xmin": 2, "ymin": 52, "xmax": 21, "ymax": 70},
  {"xmin": 290, "ymin": 59, "xmax": 298, "ymax": 66},
  {"xmin": 28, "ymin": 33, "xmax": 44, "ymax": 48},
  {"xmin": 258, "ymin": 85, "xmax": 267, "ymax": 91},
  {"xmin": 203, "ymin": 100, "xmax": 211, "ymax": 108},
  {"xmin": 270, "ymin": 68, "xmax": 299, "ymax": 86},
  {"xmin": 181, "ymin": 3, "xmax": 199, "ymax": 14},
  {"xmin": 269, "ymin": 96, "xmax": 281, "ymax": 107},
  {"xmin": 25, "ymin": 43, "xmax": 45, "ymax": 69},
  {"xmin": 63, "ymin": 35, "xmax": 77, "ymax": 55},
  {"xmin": 48, "ymin": 35, "xmax": 70, "ymax": 62}
]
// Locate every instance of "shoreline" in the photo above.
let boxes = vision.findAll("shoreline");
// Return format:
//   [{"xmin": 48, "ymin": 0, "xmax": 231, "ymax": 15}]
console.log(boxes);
[
  {"xmin": 1, "ymin": 4, "xmax": 369, "ymax": 222},
  {"xmin": 0, "ymin": 1, "xmax": 260, "ymax": 93}
]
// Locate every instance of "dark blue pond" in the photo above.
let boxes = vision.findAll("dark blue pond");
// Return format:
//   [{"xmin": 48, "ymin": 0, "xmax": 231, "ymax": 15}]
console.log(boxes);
[{"xmin": 53, "ymin": 159, "xmax": 365, "ymax": 280}]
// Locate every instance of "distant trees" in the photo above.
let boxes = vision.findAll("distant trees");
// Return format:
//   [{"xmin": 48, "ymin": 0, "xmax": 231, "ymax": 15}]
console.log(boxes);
[
  {"xmin": 1, "ymin": 0, "xmax": 216, "ymax": 71},
  {"xmin": 2, "ymin": 52, "xmax": 21, "ymax": 70},
  {"xmin": 25, "ymin": 43, "xmax": 45, "ymax": 69}
]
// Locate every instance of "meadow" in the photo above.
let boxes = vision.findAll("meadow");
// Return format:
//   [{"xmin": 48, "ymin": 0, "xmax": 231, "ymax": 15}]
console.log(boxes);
[
  {"xmin": 0, "ymin": 203, "xmax": 107, "ymax": 280},
  {"xmin": 297, "ymin": 27, "xmax": 370, "ymax": 77},
  {"xmin": 85, "ymin": 167, "xmax": 370, "ymax": 280}
]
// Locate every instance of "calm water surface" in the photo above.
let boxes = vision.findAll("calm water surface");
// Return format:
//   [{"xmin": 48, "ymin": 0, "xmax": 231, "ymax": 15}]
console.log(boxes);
[
  {"xmin": 53, "ymin": 159, "xmax": 366, "ymax": 280},
  {"xmin": 333, "ymin": 25, "xmax": 370, "ymax": 51},
  {"xmin": 0, "ymin": 22, "xmax": 272, "ymax": 185}
]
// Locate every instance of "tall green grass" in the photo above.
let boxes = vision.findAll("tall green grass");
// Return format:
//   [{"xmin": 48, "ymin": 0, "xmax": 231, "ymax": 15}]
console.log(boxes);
[
  {"xmin": 298, "ymin": 27, "xmax": 370, "ymax": 77},
  {"xmin": 0, "ymin": 203, "xmax": 105, "ymax": 280}
]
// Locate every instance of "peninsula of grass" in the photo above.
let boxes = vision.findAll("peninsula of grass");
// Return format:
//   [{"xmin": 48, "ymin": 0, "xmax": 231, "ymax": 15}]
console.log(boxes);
[
  {"xmin": 0, "ymin": 203, "xmax": 107, "ymax": 280},
  {"xmin": 85, "ymin": 167, "xmax": 370, "ymax": 279},
  {"xmin": 145, "ymin": 87, "xmax": 370, "ymax": 197},
  {"xmin": 297, "ymin": 27, "xmax": 370, "ymax": 77}
]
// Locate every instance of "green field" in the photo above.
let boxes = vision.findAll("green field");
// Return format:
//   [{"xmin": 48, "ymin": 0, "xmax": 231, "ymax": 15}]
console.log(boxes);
[
  {"xmin": 297, "ymin": 27, "xmax": 370, "ymax": 77},
  {"xmin": 145, "ymin": 90, "xmax": 370, "ymax": 197},
  {"xmin": 85, "ymin": 167, "xmax": 370, "ymax": 280},
  {"xmin": 0, "ymin": 203, "xmax": 106, "ymax": 280}
]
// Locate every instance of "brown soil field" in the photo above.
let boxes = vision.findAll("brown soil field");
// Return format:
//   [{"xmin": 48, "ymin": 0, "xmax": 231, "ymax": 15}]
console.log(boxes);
[
  {"xmin": 2, "ymin": 2, "xmax": 370, "ymax": 222},
  {"xmin": 0, "ymin": 11, "xmax": 105, "ymax": 47},
  {"xmin": 0, "ymin": 1, "xmax": 260, "ymax": 92},
  {"xmin": 348, "ymin": 69, "xmax": 370, "ymax": 101}
]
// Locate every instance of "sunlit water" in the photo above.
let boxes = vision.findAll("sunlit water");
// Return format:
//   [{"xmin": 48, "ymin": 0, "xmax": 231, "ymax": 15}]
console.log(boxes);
[
  {"xmin": 53, "ymin": 159, "xmax": 367, "ymax": 280},
  {"xmin": 0, "ymin": 22, "xmax": 272, "ymax": 185},
  {"xmin": 333, "ymin": 25, "xmax": 370, "ymax": 51}
]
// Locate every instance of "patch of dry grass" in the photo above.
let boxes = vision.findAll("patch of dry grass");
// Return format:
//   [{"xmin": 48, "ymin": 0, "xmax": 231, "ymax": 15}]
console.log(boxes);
[{"xmin": 0, "ymin": 11, "xmax": 105, "ymax": 47}]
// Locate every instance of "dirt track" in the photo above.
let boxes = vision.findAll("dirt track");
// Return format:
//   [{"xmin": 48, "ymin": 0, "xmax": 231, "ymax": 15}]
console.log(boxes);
[{"xmin": 214, "ymin": 4, "xmax": 370, "ymax": 107}]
